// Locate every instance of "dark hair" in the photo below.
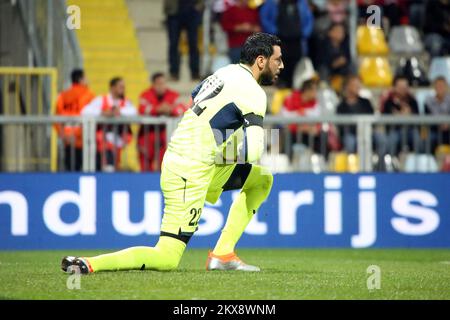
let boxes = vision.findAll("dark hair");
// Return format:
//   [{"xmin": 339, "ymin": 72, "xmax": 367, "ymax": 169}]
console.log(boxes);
[
  {"xmin": 71, "ymin": 69, "xmax": 84, "ymax": 84},
  {"xmin": 240, "ymin": 32, "xmax": 282, "ymax": 66},
  {"xmin": 343, "ymin": 74, "xmax": 360, "ymax": 89},
  {"xmin": 109, "ymin": 77, "xmax": 123, "ymax": 88},
  {"xmin": 151, "ymin": 72, "xmax": 165, "ymax": 83},
  {"xmin": 433, "ymin": 76, "xmax": 447, "ymax": 84},
  {"xmin": 393, "ymin": 74, "xmax": 409, "ymax": 86},
  {"xmin": 301, "ymin": 79, "xmax": 317, "ymax": 92},
  {"xmin": 328, "ymin": 22, "xmax": 346, "ymax": 33}
]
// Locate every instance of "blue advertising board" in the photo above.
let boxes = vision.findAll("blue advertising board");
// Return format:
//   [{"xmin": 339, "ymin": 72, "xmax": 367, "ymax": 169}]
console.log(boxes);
[{"xmin": 0, "ymin": 173, "xmax": 449, "ymax": 249}]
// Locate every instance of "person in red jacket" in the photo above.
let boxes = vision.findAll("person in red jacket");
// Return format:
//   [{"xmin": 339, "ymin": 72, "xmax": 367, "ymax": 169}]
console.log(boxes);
[
  {"xmin": 138, "ymin": 72, "xmax": 187, "ymax": 171},
  {"xmin": 221, "ymin": 0, "xmax": 261, "ymax": 63},
  {"xmin": 281, "ymin": 79, "xmax": 336, "ymax": 156}
]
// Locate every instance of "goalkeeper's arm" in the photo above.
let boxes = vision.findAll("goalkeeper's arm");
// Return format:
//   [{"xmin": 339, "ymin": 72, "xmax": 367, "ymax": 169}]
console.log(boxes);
[{"xmin": 239, "ymin": 113, "xmax": 264, "ymax": 163}]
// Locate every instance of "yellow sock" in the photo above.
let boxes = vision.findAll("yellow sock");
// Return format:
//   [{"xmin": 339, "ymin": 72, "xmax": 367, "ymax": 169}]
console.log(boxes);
[
  {"xmin": 213, "ymin": 167, "xmax": 273, "ymax": 255},
  {"xmin": 86, "ymin": 236, "xmax": 186, "ymax": 272}
]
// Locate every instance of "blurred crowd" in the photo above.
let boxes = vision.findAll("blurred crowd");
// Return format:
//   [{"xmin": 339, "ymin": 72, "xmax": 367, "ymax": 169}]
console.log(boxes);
[
  {"xmin": 55, "ymin": 69, "xmax": 188, "ymax": 172},
  {"xmin": 55, "ymin": 0, "xmax": 450, "ymax": 173}
]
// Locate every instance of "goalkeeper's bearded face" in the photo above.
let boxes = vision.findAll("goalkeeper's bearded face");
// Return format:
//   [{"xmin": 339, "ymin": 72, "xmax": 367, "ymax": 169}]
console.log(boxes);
[{"xmin": 259, "ymin": 45, "xmax": 283, "ymax": 86}]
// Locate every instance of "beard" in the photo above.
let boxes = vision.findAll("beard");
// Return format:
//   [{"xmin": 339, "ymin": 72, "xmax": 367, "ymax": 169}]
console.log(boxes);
[{"xmin": 259, "ymin": 65, "xmax": 276, "ymax": 86}]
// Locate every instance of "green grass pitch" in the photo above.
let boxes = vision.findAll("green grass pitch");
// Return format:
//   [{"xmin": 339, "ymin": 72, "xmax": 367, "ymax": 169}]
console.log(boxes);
[{"xmin": 1, "ymin": 249, "xmax": 449, "ymax": 300}]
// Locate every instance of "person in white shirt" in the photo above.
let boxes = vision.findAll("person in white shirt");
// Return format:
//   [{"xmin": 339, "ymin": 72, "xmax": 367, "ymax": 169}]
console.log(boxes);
[{"xmin": 82, "ymin": 77, "xmax": 137, "ymax": 172}]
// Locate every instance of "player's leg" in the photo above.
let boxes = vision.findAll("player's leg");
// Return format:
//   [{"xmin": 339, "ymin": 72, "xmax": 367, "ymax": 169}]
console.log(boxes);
[
  {"xmin": 61, "ymin": 159, "xmax": 214, "ymax": 273},
  {"xmin": 205, "ymin": 163, "xmax": 273, "ymax": 271},
  {"xmin": 69, "ymin": 235, "xmax": 187, "ymax": 273},
  {"xmin": 213, "ymin": 164, "xmax": 273, "ymax": 255}
]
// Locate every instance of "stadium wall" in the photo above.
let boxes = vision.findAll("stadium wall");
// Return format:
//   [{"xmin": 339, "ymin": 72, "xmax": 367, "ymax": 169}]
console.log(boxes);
[{"xmin": 0, "ymin": 173, "xmax": 449, "ymax": 249}]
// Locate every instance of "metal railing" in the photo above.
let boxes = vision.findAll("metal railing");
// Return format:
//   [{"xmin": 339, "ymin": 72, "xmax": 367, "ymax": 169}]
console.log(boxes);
[
  {"xmin": 265, "ymin": 115, "xmax": 450, "ymax": 172},
  {"xmin": 0, "ymin": 115, "xmax": 449, "ymax": 173},
  {"xmin": 0, "ymin": 67, "xmax": 59, "ymax": 171},
  {"xmin": 17, "ymin": 0, "xmax": 83, "ymax": 90}
]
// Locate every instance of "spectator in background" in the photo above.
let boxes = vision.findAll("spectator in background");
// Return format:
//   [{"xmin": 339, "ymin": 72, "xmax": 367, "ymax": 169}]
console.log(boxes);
[
  {"xmin": 425, "ymin": 76, "xmax": 450, "ymax": 151},
  {"xmin": 55, "ymin": 69, "xmax": 95, "ymax": 171},
  {"xmin": 307, "ymin": 0, "xmax": 348, "ymax": 73},
  {"xmin": 82, "ymin": 77, "xmax": 137, "ymax": 172},
  {"xmin": 138, "ymin": 73, "xmax": 187, "ymax": 171},
  {"xmin": 382, "ymin": 75, "xmax": 421, "ymax": 155},
  {"xmin": 336, "ymin": 75, "xmax": 374, "ymax": 153},
  {"xmin": 282, "ymin": 79, "xmax": 326, "ymax": 154},
  {"xmin": 326, "ymin": 0, "xmax": 348, "ymax": 24},
  {"xmin": 282, "ymin": 79, "xmax": 320, "ymax": 118},
  {"xmin": 221, "ymin": 0, "xmax": 261, "ymax": 64},
  {"xmin": 381, "ymin": 0, "xmax": 409, "ymax": 27},
  {"xmin": 408, "ymin": 0, "xmax": 426, "ymax": 31},
  {"xmin": 260, "ymin": 0, "xmax": 314, "ymax": 88},
  {"xmin": 164, "ymin": 0, "xmax": 204, "ymax": 81},
  {"xmin": 320, "ymin": 22, "xmax": 352, "ymax": 93},
  {"xmin": 211, "ymin": 0, "xmax": 238, "ymax": 60},
  {"xmin": 383, "ymin": 76, "xmax": 419, "ymax": 115},
  {"xmin": 424, "ymin": 0, "xmax": 450, "ymax": 57}
]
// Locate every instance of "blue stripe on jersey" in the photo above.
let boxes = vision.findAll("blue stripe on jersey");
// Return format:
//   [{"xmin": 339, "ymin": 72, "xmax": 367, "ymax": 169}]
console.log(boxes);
[
  {"xmin": 191, "ymin": 79, "xmax": 206, "ymax": 99},
  {"xmin": 209, "ymin": 102, "xmax": 243, "ymax": 146}
]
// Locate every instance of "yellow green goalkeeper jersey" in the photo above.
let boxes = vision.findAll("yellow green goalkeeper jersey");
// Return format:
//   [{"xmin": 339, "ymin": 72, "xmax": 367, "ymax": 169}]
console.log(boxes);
[{"xmin": 166, "ymin": 64, "xmax": 267, "ymax": 171}]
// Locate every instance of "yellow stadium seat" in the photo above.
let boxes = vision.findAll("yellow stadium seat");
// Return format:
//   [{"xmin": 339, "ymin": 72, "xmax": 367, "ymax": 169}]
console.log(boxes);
[
  {"xmin": 359, "ymin": 57, "xmax": 393, "ymax": 87},
  {"xmin": 357, "ymin": 26, "xmax": 389, "ymax": 56},
  {"xmin": 329, "ymin": 152, "xmax": 360, "ymax": 172},
  {"xmin": 435, "ymin": 144, "xmax": 450, "ymax": 170},
  {"xmin": 436, "ymin": 144, "xmax": 450, "ymax": 156},
  {"xmin": 270, "ymin": 88, "xmax": 291, "ymax": 114},
  {"xmin": 248, "ymin": 0, "xmax": 265, "ymax": 9},
  {"xmin": 347, "ymin": 153, "xmax": 360, "ymax": 173},
  {"xmin": 67, "ymin": 0, "xmax": 149, "ymax": 107},
  {"xmin": 331, "ymin": 152, "xmax": 348, "ymax": 172}
]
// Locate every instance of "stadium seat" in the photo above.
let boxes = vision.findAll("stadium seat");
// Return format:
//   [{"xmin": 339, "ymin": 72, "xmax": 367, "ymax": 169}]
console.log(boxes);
[
  {"xmin": 404, "ymin": 154, "xmax": 439, "ymax": 172},
  {"xmin": 260, "ymin": 152, "xmax": 292, "ymax": 173},
  {"xmin": 415, "ymin": 88, "xmax": 435, "ymax": 114},
  {"xmin": 291, "ymin": 144, "xmax": 311, "ymax": 172},
  {"xmin": 347, "ymin": 153, "xmax": 360, "ymax": 173},
  {"xmin": 435, "ymin": 144, "xmax": 450, "ymax": 156},
  {"xmin": 388, "ymin": 26, "xmax": 424, "ymax": 54},
  {"xmin": 395, "ymin": 56, "xmax": 430, "ymax": 87},
  {"xmin": 359, "ymin": 57, "xmax": 393, "ymax": 87},
  {"xmin": 374, "ymin": 154, "xmax": 400, "ymax": 172},
  {"xmin": 441, "ymin": 154, "xmax": 450, "ymax": 172},
  {"xmin": 428, "ymin": 56, "xmax": 450, "ymax": 84},
  {"xmin": 291, "ymin": 146, "xmax": 327, "ymax": 173},
  {"xmin": 292, "ymin": 57, "xmax": 317, "ymax": 90},
  {"xmin": 248, "ymin": 0, "xmax": 265, "ymax": 9},
  {"xmin": 435, "ymin": 144, "xmax": 450, "ymax": 169},
  {"xmin": 317, "ymin": 88, "xmax": 339, "ymax": 115},
  {"xmin": 270, "ymin": 88, "xmax": 292, "ymax": 114},
  {"xmin": 330, "ymin": 152, "xmax": 348, "ymax": 172},
  {"xmin": 310, "ymin": 154, "xmax": 327, "ymax": 173},
  {"xmin": 67, "ymin": 0, "xmax": 149, "ymax": 107},
  {"xmin": 356, "ymin": 26, "xmax": 389, "ymax": 55},
  {"xmin": 329, "ymin": 152, "xmax": 360, "ymax": 173}
]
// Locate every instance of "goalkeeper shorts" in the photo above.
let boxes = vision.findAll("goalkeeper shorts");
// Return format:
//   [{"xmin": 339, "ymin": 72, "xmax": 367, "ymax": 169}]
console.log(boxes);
[{"xmin": 159, "ymin": 150, "xmax": 253, "ymax": 243}]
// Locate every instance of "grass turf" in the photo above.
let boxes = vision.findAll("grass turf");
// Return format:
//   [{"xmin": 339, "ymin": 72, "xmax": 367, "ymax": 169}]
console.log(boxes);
[{"xmin": 0, "ymin": 249, "xmax": 449, "ymax": 300}]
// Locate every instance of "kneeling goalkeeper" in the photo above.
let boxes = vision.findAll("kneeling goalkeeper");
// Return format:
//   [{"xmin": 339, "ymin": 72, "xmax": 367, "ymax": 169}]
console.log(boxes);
[{"xmin": 62, "ymin": 33, "xmax": 284, "ymax": 273}]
